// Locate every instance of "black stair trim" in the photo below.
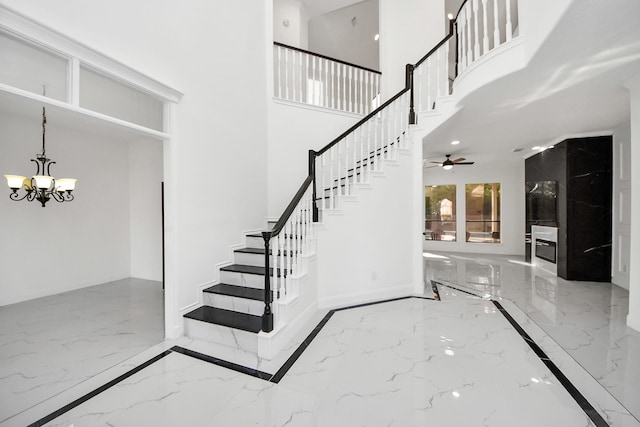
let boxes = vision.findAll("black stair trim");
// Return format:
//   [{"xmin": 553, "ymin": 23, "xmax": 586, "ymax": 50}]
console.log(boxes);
[
  {"xmin": 234, "ymin": 247, "xmax": 293, "ymax": 256},
  {"xmin": 184, "ymin": 306, "xmax": 262, "ymax": 333},
  {"xmin": 221, "ymin": 263, "xmax": 285, "ymax": 277},
  {"xmin": 204, "ymin": 283, "xmax": 264, "ymax": 301}
]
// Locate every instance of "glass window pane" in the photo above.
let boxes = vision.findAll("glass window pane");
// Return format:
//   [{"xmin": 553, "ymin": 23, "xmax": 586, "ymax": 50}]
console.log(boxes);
[
  {"xmin": 425, "ymin": 185, "xmax": 456, "ymax": 241},
  {"xmin": 465, "ymin": 183, "xmax": 501, "ymax": 243},
  {"xmin": 80, "ymin": 66, "xmax": 163, "ymax": 131},
  {"xmin": 0, "ymin": 31, "xmax": 68, "ymax": 101}
]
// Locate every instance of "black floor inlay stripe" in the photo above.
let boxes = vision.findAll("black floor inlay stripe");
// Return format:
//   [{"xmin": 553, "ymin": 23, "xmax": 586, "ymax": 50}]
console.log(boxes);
[
  {"xmin": 170, "ymin": 346, "xmax": 272, "ymax": 380},
  {"xmin": 32, "ymin": 289, "xmax": 608, "ymax": 426},
  {"xmin": 27, "ymin": 350, "xmax": 172, "ymax": 427},
  {"xmin": 492, "ymin": 300, "xmax": 609, "ymax": 427}
]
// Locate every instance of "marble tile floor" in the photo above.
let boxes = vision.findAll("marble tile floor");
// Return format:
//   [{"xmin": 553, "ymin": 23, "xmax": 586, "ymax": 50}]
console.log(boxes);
[
  {"xmin": 424, "ymin": 251, "xmax": 640, "ymax": 422},
  {"xmin": 0, "ymin": 278, "xmax": 164, "ymax": 425},
  {"xmin": 15, "ymin": 288, "xmax": 640, "ymax": 426}
]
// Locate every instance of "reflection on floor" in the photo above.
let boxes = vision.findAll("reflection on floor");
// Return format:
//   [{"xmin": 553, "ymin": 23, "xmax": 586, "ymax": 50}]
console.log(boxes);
[
  {"xmin": 424, "ymin": 251, "xmax": 640, "ymax": 421},
  {"xmin": 0, "ymin": 278, "xmax": 164, "ymax": 425}
]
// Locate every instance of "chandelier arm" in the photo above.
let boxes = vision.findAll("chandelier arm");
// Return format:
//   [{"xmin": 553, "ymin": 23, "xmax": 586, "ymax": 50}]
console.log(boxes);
[
  {"xmin": 9, "ymin": 191, "xmax": 32, "ymax": 202},
  {"xmin": 46, "ymin": 161, "xmax": 56, "ymax": 177},
  {"xmin": 26, "ymin": 191, "xmax": 37, "ymax": 202},
  {"xmin": 31, "ymin": 158, "xmax": 41, "ymax": 175},
  {"xmin": 51, "ymin": 191, "xmax": 65, "ymax": 203},
  {"xmin": 64, "ymin": 192, "xmax": 74, "ymax": 202}
]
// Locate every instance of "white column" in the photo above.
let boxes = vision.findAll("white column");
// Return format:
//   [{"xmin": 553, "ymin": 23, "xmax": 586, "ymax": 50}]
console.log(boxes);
[
  {"xmin": 465, "ymin": 2, "xmax": 473, "ymax": 64},
  {"xmin": 505, "ymin": 0, "xmax": 513, "ymax": 41},
  {"xmin": 627, "ymin": 76, "xmax": 640, "ymax": 332}
]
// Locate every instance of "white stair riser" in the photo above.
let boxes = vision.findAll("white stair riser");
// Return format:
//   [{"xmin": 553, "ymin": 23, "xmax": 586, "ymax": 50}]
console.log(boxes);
[
  {"xmin": 234, "ymin": 252, "xmax": 265, "ymax": 267},
  {"xmin": 220, "ymin": 270, "xmax": 265, "ymax": 288},
  {"xmin": 245, "ymin": 236, "xmax": 264, "ymax": 249},
  {"xmin": 204, "ymin": 293, "xmax": 265, "ymax": 316},
  {"xmin": 184, "ymin": 317, "xmax": 258, "ymax": 354}
]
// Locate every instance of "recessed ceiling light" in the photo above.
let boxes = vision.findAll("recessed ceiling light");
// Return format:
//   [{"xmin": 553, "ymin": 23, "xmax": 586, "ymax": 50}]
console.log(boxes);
[
  {"xmin": 374, "ymin": 33, "xmax": 380, "ymax": 41},
  {"xmin": 451, "ymin": 140, "xmax": 460, "ymax": 145},
  {"xmin": 512, "ymin": 148, "xmax": 523, "ymax": 152},
  {"xmin": 447, "ymin": 13, "xmax": 454, "ymax": 19},
  {"xmin": 531, "ymin": 146, "xmax": 541, "ymax": 150}
]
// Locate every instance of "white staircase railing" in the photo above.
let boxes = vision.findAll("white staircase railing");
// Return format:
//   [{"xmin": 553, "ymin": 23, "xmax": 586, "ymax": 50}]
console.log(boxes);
[{"xmin": 273, "ymin": 42, "xmax": 381, "ymax": 115}]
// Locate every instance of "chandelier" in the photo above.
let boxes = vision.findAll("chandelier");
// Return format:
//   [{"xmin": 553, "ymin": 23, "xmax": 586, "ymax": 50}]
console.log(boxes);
[{"xmin": 4, "ymin": 107, "xmax": 77, "ymax": 207}]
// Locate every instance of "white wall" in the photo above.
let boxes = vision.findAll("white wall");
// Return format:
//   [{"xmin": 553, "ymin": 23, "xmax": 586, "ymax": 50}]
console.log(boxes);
[
  {"xmin": 129, "ymin": 140, "xmax": 163, "ymax": 281},
  {"xmin": 316, "ymin": 145, "xmax": 417, "ymax": 307},
  {"xmin": 379, "ymin": 0, "xmax": 445, "ymax": 100},
  {"xmin": 0, "ymin": 111, "xmax": 131, "ymax": 305},
  {"xmin": 612, "ymin": 121, "xmax": 631, "ymax": 290},
  {"xmin": 273, "ymin": 0, "xmax": 309, "ymax": 49},
  {"xmin": 627, "ymin": 75, "xmax": 640, "ymax": 332},
  {"xmin": 422, "ymin": 157, "xmax": 525, "ymax": 255},
  {"xmin": 1, "ymin": 0, "xmax": 271, "ymax": 337},
  {"xmin": 268, "ymin": 100, "xmax": 361, "ymax": 216},
  {"xmin": 308, "ymin": 0, "xmax": 379, "ymax": 71}
]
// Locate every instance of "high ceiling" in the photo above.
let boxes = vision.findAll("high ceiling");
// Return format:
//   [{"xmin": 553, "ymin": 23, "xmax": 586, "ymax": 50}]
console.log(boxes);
[
  {"xmin": 423, "ymin": 0, "xmax": 640, "ymax": 166},
  {"xmin": 300, "ymin": 0, "xmax": 367, "ymax": 19}
]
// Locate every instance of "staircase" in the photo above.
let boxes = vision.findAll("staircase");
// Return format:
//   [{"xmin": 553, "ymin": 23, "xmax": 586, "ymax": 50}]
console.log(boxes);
[{"xmin": 181, "ymin": 0, "xmax": 521, "ymax": 362}]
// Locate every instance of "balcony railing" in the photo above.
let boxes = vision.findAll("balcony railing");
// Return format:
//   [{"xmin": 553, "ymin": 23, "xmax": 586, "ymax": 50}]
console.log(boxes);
[{"xmin": 273, "ymin": 42, "xmax": 381, "ymax": 115}]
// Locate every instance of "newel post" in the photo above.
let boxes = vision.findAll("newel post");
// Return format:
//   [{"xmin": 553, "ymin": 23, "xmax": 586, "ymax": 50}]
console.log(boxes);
[
  {"xmin": 262, "ymin": 231, "xmax": 274, "ymax": 332},
  {"xmin": 308, "ymin": 149, "xmax": 319, "ymax": 222},
  {"xmin": 406, "ymin": 64, "xmax": 416, "ymax": 125}
]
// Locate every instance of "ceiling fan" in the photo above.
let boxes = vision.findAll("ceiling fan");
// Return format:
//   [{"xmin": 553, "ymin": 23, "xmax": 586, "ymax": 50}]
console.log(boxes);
[{"xmin": 426, "ymin": 154, "xmax": 475, "ymax": 170}]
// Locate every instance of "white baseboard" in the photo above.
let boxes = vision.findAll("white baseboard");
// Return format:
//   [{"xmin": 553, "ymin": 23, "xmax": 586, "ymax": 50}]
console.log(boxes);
[
  {"xmin": 318, "ymin": 284, "xmax": 415, "ymax": 309},
  {"xmin": 257, "ymin": 300, "xmax": 318, "ymax": 360}
]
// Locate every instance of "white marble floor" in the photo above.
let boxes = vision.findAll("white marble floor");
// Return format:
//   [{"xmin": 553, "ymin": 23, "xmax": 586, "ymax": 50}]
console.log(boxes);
[
  {"xmin": 0, "ymin": 278, "xmax": 164, "ymax": 425},
  {"xmin": 11, "ymin": 284, "xmax": 636, "ymax": 426},
  {"xmin": 424, "ymin": 252, "xmax": 640, "ymax": 422}
]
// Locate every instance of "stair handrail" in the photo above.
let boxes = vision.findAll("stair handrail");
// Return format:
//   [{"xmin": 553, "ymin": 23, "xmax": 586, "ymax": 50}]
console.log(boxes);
[{"xmin": 274, "ymin": 41, "xmax": 381, "ymax": 75}]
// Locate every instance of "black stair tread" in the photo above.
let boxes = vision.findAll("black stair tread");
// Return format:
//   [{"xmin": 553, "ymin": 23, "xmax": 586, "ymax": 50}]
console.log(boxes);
[
  {"xmin": 221, "ymin": 264, "xmax": 285, "ymax": 277},
  {"xmin": 204, "ymin": 283, "xmax": 264, "ymax": 301},
  {"xmin": 184, "ymin": 306, "xmax": 262, "ymax": 333}
]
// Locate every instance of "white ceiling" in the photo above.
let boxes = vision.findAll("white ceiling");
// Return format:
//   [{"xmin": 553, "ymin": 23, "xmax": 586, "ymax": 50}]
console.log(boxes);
[{"xmin": 423, "ymin": 0, "xmax": 640, "ymax": 166}]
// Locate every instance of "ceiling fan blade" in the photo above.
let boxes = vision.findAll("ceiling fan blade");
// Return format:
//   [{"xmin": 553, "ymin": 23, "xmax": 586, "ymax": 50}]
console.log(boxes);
[
  {"xmin": 429, "ymin": 161, "xmax": 442, "ymax": 164},
  {"xmin": 455, "ymin": 161, "xmax": 475, "ymax": 165},
  {"xmin": 451, "ymin": 157, "xmax": 466, "ymax": 163},
  {"xmin": 424, "ymin": 164, "xmax": 441, "ymax": 168}
]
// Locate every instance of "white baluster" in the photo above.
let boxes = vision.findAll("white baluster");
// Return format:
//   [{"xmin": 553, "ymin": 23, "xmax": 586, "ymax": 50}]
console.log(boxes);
[
  {"xmin": 364, "ymin": 72, "xmax": 370, "ymax": 114},
  {"xmin": 505, "ymin": 0, "xmax": 513, "ymax": 41},
  {"xmin": 304, "ymin": 53, "xmax": 309, "ymax": 104},
  {"xmin": 337, "ymin": 64, "xmax": 342, "ymax": 111},
  {"xmin": 436, "ymin": 49, "xmax": 441, "ymax": 99},
  {"xmin": 426, "ymin": 57, "xmax": 432, "ymax": 110},
  {"xmin": 324, "ymin": 59, "xmax": 329, "ymax": 108},
  {"xmin": 493, "ymin": 0, "xmax": 501, "ymax": 48},
  {"xmin": 318, "ymin": 59, "xmax": 324, "ymax": 107},
  {"xmin": 444, "ymin": 42, "xmax": 450, "ymax": 95},
  {"xmin": 310, "ymin": 56, "xmax": 316, "ymax": 105},
  {"xmin": 473, "ymin": 0, "xmax": 480, "ymax": 60},
  {"xmin": 359, "ymin": 69, "xmax": 364, "ymax": 114},
  {"xmin": 273, "ymin": 234, "xmax": 279, "ymax": 300},
  {"xmin": 375, "ymin": 74, "xmax": 380, "ymax": 107},
  {"xmin": 482, "ymin": 0, "xmax": 489, "ymax": 54},
  {"xmin": 277, "ymin": 46, "xmax": 282, "ymax": 98},
  {"xmin": 320, "ymin": 155, "xmax": 327, "ymax": 210},
  {"xmin": 292, "ymin": 52, "xmax": 298, "ymax": 102},
  {"xmin": 331, "ymin": 61, "xmax": 336, "ymax": 109},
  {"xmin": 329, "ymin": 147, "xmax": 335, "ymax": 209},
  {"xmin": 284, "ymin": 48, "xmax": 289, "ymax": 100},
  {"xmin": 466, "ymin": 2, "xmax": 473, "ymax": 65},
  {"xmin": 298, "ymin": 51, "xmax": 303, "ymax": 102},
  {"xmin": 345, "ymin": 67, "xmax": 353, "ymax": 111},
  {"xmin": 353, "ymin": 128, "xmax": 358, "ymax": 185},
  {"xmin": 417, "ymin": 65, "xmax": 423, "ymax": 112},
  {"xmin": 279, "ymin": 232, "xmax": 286, "ymax": 298},
  {"xmin": 459, "ymin": 9, "xmax": 467, "ymax": 71},
  {"xmin": 457, "ymin": 16, "xmax": 464, "ymax": 72},
  {"xmin": 293, "ymin": 213, "xmax": 299, "ymax": 276},
  {"xmin": 344, "ymin": 137, "xmax": 350, "ymax": 196}
]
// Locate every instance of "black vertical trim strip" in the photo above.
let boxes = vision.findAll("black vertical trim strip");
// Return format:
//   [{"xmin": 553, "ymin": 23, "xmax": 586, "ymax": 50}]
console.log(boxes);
[
  {"xmin": 27, "ymin": 350, "xmax": 172, "ymax": 427},
  {"xmin": 492, "ymin": 300, "xmax": 609, "ymax": 427}
]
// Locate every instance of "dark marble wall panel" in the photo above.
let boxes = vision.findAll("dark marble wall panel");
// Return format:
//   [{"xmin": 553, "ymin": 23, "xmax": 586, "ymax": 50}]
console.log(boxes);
[{"xmin": 525, "ymin": 136, "xmax": 612, "ymax": 281}]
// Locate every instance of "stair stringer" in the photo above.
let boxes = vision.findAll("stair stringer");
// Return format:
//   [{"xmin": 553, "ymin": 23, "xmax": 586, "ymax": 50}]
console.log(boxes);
[{"xmin": 314, "ymin": 133, "xmax": 424, "ymax": 309}]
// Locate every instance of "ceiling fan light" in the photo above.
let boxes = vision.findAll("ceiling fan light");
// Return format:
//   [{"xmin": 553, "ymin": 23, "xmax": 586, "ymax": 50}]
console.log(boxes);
[{"xmin": 443, "ymin": 164, "xmax": 453, "ymax": 170}]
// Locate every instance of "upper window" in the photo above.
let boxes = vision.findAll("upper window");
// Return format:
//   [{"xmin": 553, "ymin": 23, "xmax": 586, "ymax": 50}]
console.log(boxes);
[
  {"xmin": 465, "ymin": 183, "xmax": 501, "ymax": 243},
  {"xmin": 425, "ymin": 185, "xmax": 456, "ymax": 241}
]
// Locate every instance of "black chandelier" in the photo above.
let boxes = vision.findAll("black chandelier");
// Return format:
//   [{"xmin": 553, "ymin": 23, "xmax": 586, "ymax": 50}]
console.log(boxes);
[{"xmin": 4, "ymin": 107, "xmax": 77, "ymax": 207}]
